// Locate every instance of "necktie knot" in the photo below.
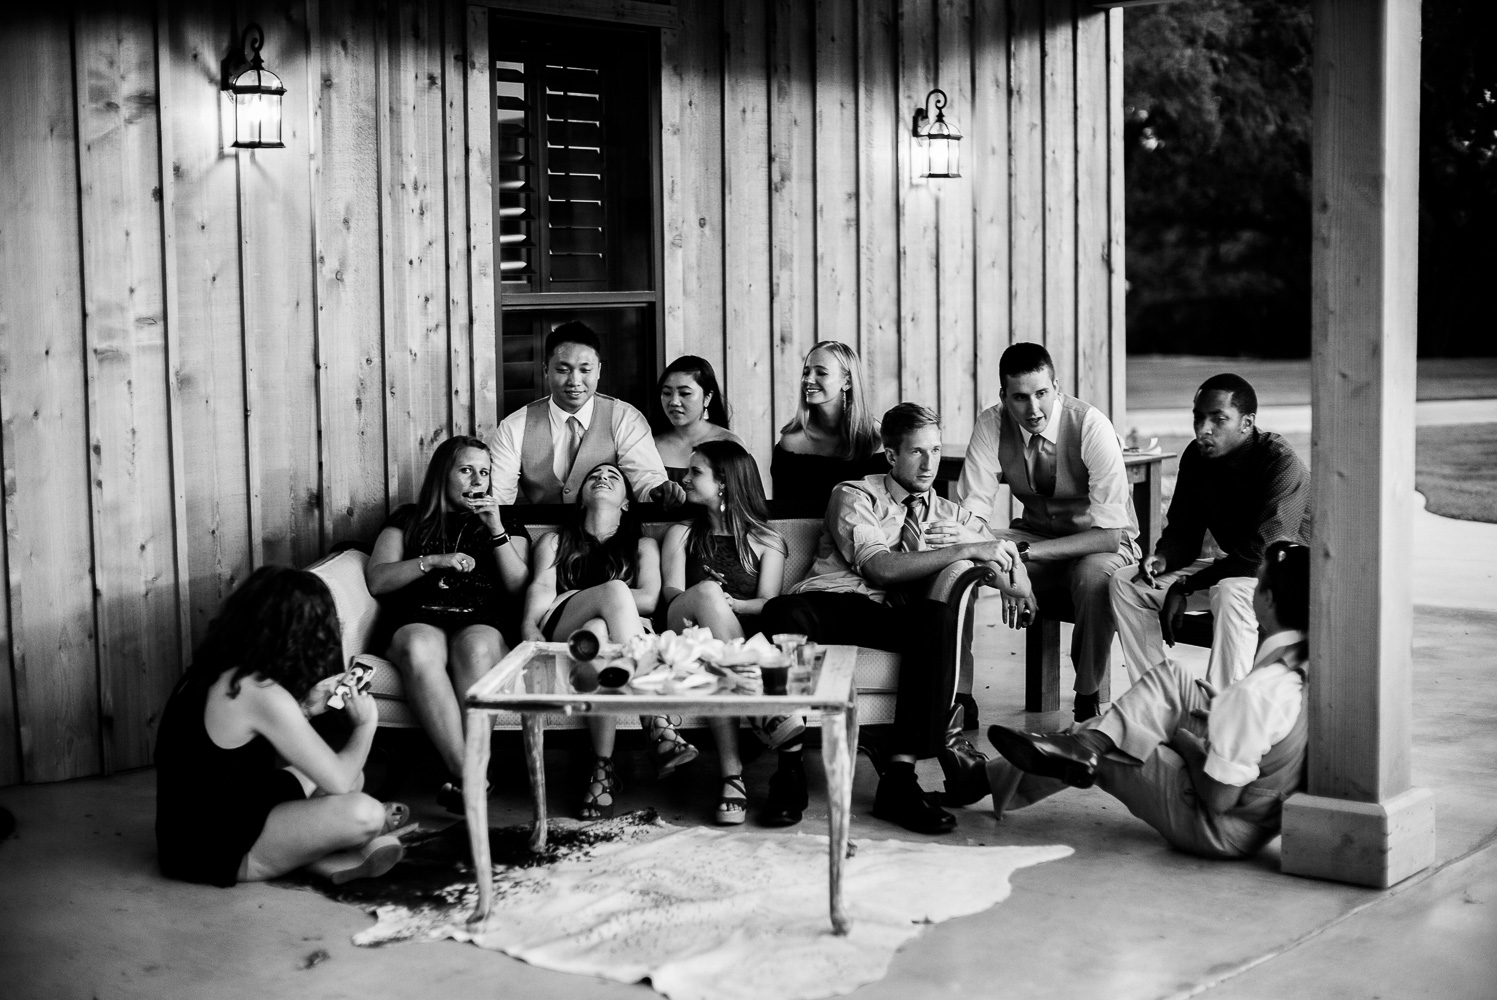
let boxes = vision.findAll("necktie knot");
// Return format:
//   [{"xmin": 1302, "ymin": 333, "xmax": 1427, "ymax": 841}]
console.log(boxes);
[{"xmin": 1027, "ymin": 432, "xmax": 1056, "ymax": 497}]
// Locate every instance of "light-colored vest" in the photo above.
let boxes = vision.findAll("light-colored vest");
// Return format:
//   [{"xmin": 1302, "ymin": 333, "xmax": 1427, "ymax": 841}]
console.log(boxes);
[
  {"xmin": 1217, "ymin": 641, "xmax": 1310, "ymax": 851},
  {"xmin": 998, "ymin": 395, "xmax": 1136, "ymax": 548},
  {"xmin": 518, "ymin": 395, "xmax": 619, "ymax": 504}
]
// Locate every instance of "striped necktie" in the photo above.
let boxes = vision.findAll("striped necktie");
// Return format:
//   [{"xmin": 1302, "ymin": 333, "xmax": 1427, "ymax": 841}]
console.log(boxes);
[
  {"xmin": 1027, "ymin": 433, "xmax": 1056, "ymax": 497},
  {"xmin": 899, "ymin": 493, "xmax": 926, "ymax": 552},
  {"xmin": 564, "ymin": 416, "xmax": 585, "ymax": 479}
]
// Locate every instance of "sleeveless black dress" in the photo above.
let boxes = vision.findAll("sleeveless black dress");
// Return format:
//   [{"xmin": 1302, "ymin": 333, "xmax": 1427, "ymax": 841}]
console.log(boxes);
[
  {"xmin": 769, "ymin": 446, "xmax": 889, "ymax": 517},
  {"xmin": 685, "ymin": 533, "xmax": 764, "ymax": 636},
  {"xmin": 155, "ymin": 672, "xmax": 306, "ymax": 887}
]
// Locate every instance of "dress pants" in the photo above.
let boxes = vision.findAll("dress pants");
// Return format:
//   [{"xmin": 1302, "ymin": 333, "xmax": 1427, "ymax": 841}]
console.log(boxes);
[
  {"xmin": 985, "ymin": 660, "xmax": 1262, "ymax": 858},
  {"xmin": 1108, "ymin": 558, "xmax": 1259, "ymax": 690},
  {"xmin": 760, "ymin": 592, "xmax": 956, "ymax": 759},
  {"xmin": 996, "ymin": 527, "xmax": 1133, "ymax": 696}
]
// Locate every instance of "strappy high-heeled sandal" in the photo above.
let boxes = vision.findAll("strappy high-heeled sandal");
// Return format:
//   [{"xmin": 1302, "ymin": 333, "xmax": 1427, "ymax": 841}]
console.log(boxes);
[
  {"xmin": 645, "ymin": 714, "xmax": 699, "ymax": 779},
  {"xmin": 715, "ymin": 775, "xmax": 747, "ymax": 826},
  {"xmin": 579, "ymin": 755, "xmax": 617, "ymax": 820}
]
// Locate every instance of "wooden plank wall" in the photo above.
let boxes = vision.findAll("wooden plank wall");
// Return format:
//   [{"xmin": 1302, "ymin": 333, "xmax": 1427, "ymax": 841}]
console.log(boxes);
[
  {"xmin": 0, "ymin": 0, "xmax": 1122, "ymax": 784},
  {"xmin": 0, "ymin": 0, "xmax": 467, "ymax": 783},
  {"xmin": 658, "ymin": 0, "xmax": 1124, "ymax": 481}
]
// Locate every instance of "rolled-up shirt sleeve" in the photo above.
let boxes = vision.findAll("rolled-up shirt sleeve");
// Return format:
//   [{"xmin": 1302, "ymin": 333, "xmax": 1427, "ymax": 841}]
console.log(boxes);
[
  {"xmin": 611, "ymin": 403, "xmax": 668, "ymax": 499},
  {"xmin": 1203, "ymin": 667, "xmax": 1303, "ymax": 786},
  {"xmin": 1079, "ymin": 407, "xmax": 1132, "ymax": 531},
  {"xmin": 956, "ymin": 407, "xmax": 1005, "ymax": 526},
  {"xmin": 487, "ymin": 409, "xmax": 526, "ymax": 506},
  {"xmin": 828, "ymin": 484, "xmax": 892, "ymax": 573}
]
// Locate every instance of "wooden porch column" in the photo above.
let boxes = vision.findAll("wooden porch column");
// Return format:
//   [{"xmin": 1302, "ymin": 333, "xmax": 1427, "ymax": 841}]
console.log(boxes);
[{"xmin": 1280, "ymin": 0, "xmax": 1436, "ymax": 888}]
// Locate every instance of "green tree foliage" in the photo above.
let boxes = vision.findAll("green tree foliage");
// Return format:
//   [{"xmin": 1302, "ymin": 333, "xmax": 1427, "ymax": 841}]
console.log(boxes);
[{"xmin": 1124, "ymin": 0, "xmax": 1496, "ymax": 357}]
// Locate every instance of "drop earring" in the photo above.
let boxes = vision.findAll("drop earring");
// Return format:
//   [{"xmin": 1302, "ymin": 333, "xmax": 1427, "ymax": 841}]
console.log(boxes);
[{"xmin": 718, "ymin": 490, "xmax": 726, "ymax": 513}]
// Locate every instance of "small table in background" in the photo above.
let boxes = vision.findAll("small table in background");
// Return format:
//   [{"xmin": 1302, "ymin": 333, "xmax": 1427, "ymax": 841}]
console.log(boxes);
[{"xmin": 461, "ymin": 642, "xmax": 862, "ymax": 935}]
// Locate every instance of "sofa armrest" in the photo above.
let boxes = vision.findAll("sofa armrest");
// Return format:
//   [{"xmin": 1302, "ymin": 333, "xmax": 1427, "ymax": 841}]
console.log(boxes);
[{"xmin": 922, "ymin": 559, "xmax": 1002, "ymax": 608}]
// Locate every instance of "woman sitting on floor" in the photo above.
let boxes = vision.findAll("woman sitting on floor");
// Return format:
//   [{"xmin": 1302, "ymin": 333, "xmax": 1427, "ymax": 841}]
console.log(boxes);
[
  {"xmin": 365, "ymin": 435, "xmax": 530, "ymax": 812},
  {"xmin": 155, "ymin": 566, "xmax": 407, "ymax": 887},
  {"xmin": 522, "ymin": 461, "xmax": 699, "ymax": 818},
  {"xmin": 651, "ymin": 355, "xmax": 744, "ymax": 483},
  {"xmin": 660, "ymin": 440, "xmax": 801, "ymax": 827}
]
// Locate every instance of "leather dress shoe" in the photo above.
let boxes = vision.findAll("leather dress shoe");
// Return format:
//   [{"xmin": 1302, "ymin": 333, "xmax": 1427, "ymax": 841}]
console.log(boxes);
[
  {"xmin": 872, "ymin": 769, "xmax": 957, "ymax": 834},
  {"xmin": 759, "ymin": 760, "xmax": 808, "ymax": 827},
  {"xmin": 986, "ymin": 725, "xmax": 1099, "ymax": 789},
  {"xmin": 939, "ymin": 703, "xmax": 991, "ymax": 806}
]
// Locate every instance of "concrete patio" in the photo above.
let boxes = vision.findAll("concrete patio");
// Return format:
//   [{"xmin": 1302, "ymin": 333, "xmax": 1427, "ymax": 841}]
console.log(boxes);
[{"xmin": 1, "ymin": 491, "xmax": 1493, "ymax": 999}]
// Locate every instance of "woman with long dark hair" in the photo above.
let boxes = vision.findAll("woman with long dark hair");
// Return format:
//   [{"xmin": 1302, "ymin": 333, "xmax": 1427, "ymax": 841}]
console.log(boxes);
[
  {"xmin": 771, "ymin": 341, "xmax": 887, "ymax": 514},
  {"xmin": 522, "ymin": 461, "xmax": 698, "ymax": 819},
  {"xmin": 651, "ymin": 355, "xmax": 744, "ymax": 482},
  {"xmin": 365, "ymin": 435, "xmax": 529, "ymax": 810},
  {"xmin": 155, "ymin": 567, "xmax": 405, "ymax": 886},
  {"xmin": 660, "ymin": 440, "xmax": 799, "ymax": 826}
]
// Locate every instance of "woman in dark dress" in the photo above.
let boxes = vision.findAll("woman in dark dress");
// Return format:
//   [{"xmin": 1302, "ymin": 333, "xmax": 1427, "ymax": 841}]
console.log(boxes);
[
  {"xmin": 651, "ymin": 355, "xmax": 744, "ymax": 483},
  {"xmin": 365, "ymin": 435, "xmax": 530, "ymax": 810},
  {"xmin": 771, "ymin": 340, "xmax": 887, "ymax": 514},
  {"xmin": 660, "ymin": 440, "xmax": 802, "ymax": 827},
  {"xmin": 521, "ymin": 461, "xmax": 698, "ymax": 819},
  {"xmin": 155, "ymin": 567, "xmax": 402, "ymax": 887}
]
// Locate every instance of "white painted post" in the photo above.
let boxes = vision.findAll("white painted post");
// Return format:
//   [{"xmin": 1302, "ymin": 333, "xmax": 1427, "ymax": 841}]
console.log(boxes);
[{"xmin": 1280, "ymin": 0, "xmax": 1436, "ymax": 888}]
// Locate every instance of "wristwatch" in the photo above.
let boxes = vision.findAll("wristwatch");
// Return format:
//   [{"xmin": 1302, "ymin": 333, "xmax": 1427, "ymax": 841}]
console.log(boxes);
[
  {"xmin": 490, "ymin": 532, "xmax": 511, "ymax": 548},
  {"xmin": 1015, "ymin": 541, "xmax": 1031, "ymax": 562}
]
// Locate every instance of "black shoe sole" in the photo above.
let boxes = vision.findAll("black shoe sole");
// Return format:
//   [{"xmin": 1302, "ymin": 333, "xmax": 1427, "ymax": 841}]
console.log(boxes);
[
  {"xmin": 987, "ymin": 726, "xmax": 1096, "ymax": 789},
  {"xmin": 758, "ymin": 811, "xmax": 804, "ymax": 827}
]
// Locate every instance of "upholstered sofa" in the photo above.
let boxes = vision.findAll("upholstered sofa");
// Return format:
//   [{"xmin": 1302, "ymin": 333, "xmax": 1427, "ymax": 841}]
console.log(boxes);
[{"xmin": 307, "ymin": 517, "xmax": 996, "ymax": 734}]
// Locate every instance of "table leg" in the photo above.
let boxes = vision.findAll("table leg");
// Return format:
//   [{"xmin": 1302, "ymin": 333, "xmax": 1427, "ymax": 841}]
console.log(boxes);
[
  {"xmin": 523, "ymin": 713, "xmax": 547, "ymax": 852},
  {"xmin": 464, "ymin": 709, "xmax": 494, "ymax": 926},
  {"xmin": 821, "ymin": 707, "xmax": 853, "ymax": 936}
]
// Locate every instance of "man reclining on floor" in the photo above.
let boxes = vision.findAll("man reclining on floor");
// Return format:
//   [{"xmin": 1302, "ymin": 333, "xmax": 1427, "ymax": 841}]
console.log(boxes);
[{"xmin": 945, "ymin": 539, "xmax": 1310, "ymax": 859}]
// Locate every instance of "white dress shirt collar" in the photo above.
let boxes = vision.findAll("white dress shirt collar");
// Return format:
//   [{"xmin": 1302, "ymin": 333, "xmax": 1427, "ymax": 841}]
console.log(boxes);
[
  {"xmin": 1253, "ymin": 629, "xmax": 1307, "ymax": 670},
  {"xmin": 549, "ymin": 394, "xmax": 595, "ymax": 430},
  {"xmin": 884, "ymin": 474, "xmax": 932, "ymax": 512}
]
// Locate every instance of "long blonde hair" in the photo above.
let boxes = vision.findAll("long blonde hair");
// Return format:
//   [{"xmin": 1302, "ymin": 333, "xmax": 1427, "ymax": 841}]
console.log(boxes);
[{"xmin": 778, "ymin": 340, "xmax": 880, "ymax": 460}]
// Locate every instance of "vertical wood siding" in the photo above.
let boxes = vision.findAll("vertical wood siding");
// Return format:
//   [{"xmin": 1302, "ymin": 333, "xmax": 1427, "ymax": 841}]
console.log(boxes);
[{"xmin": 0, "ymin": 0, "xmax": 1122, "ymax": 784}]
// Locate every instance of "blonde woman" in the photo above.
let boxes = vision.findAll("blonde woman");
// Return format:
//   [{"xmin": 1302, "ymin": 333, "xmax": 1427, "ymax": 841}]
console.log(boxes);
[{"xmin": 771, "ymin": 341, "xmax": 887, "ymax": 515}]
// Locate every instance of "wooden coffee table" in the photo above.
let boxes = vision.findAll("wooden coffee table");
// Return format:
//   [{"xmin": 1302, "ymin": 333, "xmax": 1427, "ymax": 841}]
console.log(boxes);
[{"xmin": 461, "ymin": 641, "xmax": 861, "ymax": 934}]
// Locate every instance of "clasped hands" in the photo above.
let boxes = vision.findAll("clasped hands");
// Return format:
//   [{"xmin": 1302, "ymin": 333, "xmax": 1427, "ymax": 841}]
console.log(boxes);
[{"xmin": 924, "ymin": 523, "xmax": 1036, "ymax": 630}]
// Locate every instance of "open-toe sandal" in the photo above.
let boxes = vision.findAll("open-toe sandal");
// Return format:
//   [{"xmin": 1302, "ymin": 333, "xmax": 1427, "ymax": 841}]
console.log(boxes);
[
  {"xmin": 715, "ymin": 775, "xmax": 747, "ymax": 826},
  {"xmin": 579, "ymin": 756, "xmax": 617, "ymax": 821},
  {"xmin": 647, "ymin": 715, "xmax": 699, "ymax": 779},
  {"xmin": 316, "ymin": 834, "xmax": 407, "ymax": 885},
  {"xmin": 380, "ymin": 801, "xmax": 418, "ymax": 839}
]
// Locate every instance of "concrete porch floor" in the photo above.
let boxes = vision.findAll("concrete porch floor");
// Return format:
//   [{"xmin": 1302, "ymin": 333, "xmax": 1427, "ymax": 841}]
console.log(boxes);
[{"xmin": 2, "ymin": 497, "xmax": 1495, "ymax": 998}]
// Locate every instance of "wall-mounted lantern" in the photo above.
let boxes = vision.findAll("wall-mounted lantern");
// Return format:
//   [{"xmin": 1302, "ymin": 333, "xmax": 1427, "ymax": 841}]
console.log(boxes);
[
  {"xmin": 911, "ymin": 88, "xmax": 962, "ymax": 179},
  {"xmin": 221, "ymin": 24, "xmax": 285, "ymax": 149}
]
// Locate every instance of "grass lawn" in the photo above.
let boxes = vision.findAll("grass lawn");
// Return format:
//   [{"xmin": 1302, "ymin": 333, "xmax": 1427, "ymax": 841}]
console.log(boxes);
[{"xmin": 1148, "ymin": 423, "xmax": 1497, "ymax": 527}]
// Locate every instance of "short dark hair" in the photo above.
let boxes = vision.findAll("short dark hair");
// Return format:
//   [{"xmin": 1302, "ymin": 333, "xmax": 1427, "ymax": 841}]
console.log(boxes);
[
  {"xmin": 545, "ymin": 320, "xmax": 602, "ymax": 362},
  {"xmin": 1195, "ymin": 373, "xmax": 1258, "ymax": 416},
  {"xmin": 1261, "ymin": 540, "xmax": 1309, "ymax": 631},
  {"xmin": 880, "ymin": 402, "xmax": 941, "ymax": 450},
  {"xmin": 999, "ymin": 342, "xmax": 1055, "ymax": 383}
]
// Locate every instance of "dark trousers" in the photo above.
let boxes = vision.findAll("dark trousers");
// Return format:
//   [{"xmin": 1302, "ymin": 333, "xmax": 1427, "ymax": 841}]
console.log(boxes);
[{"xmin": 761, "ymin": 591, "xmax": 957, "ymax": 759}]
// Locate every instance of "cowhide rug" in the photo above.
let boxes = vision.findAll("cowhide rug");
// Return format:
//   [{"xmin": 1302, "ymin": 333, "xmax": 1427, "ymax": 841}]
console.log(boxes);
[{"xmin": 276, "ymin": 811, "xmax": 1071, "ymax": 1000}]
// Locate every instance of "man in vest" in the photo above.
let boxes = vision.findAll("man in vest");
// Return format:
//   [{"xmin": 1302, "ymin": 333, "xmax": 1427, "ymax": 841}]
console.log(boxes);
[
  {"xmin": 1110, "ymin": 374, "xmax": 1310, "ymax": 691},
  {"xmin": 955, "ymin": 342, "xmax": 1138, "ymax": 722},
  {"xmin": 488, "ymin": 321, "xmax": 685, "ymax": 507},
  {"xmin": 953, "ymin": 541, "xmax": 1310, "ymax": 860},
  {"xmin": 760, "ymin": 403, "xmax": 1026, "ymax": 834}
]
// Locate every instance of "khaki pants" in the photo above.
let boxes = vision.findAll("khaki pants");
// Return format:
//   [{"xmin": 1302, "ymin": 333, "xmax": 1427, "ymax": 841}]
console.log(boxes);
[{"xmin": 1108, "ymin": 558, "xmax": 1259, "ymax": 691}]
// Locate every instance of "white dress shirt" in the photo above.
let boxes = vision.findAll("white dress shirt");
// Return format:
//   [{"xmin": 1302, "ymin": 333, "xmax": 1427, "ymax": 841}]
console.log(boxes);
[
  {"xmin": 956, "ymin": 396, "xmax": 1132, "ymax": 532},
  {"xmin": 487, "ymin": 394, "xmax": 667, "ymax": 504},
  {"xmin": 1204, "ymin": 629, "xmax": 1308, "ymax": 787}
]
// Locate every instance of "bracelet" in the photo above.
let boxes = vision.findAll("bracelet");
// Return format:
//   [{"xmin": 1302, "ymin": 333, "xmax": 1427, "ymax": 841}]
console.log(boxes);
[
  {"xmin": 490, "ymin": 533, "xmax": 510, "ymax": 548},
  {"xmin": 418, "ymin": 555, "xmax": 429, "ymax": 574}
]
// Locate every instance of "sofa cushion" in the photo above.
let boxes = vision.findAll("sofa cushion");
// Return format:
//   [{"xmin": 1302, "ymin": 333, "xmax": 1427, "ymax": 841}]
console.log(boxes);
[{"xmin": 307, "ymin": 549, "xmax": 381, "ymax": 669}]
